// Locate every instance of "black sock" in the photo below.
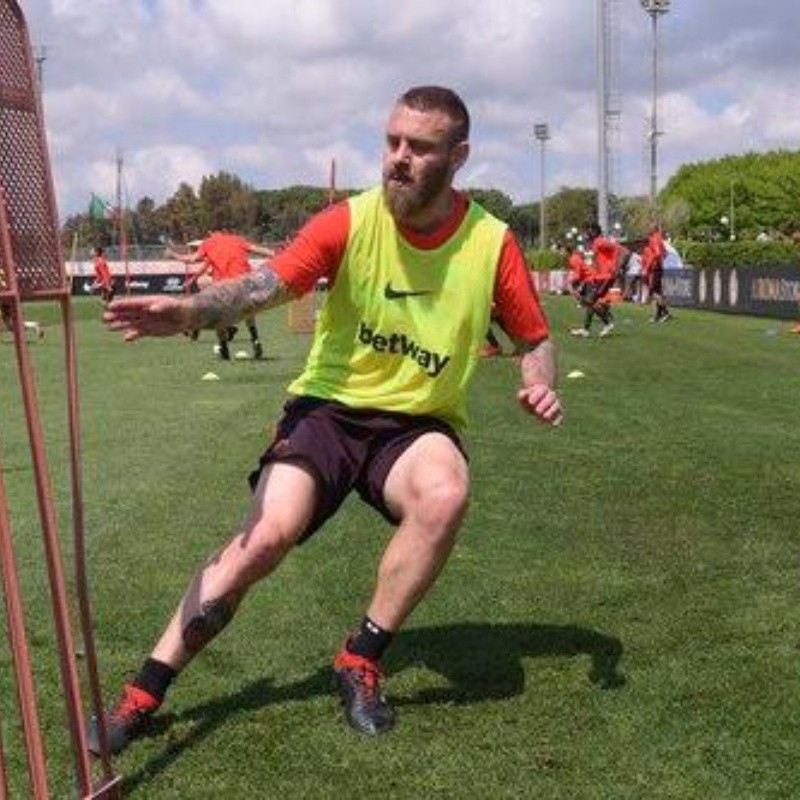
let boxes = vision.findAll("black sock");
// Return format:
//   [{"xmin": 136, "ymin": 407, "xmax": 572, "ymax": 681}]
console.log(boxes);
[
  {"xmin": 247, "ymin": 324, "xmax": 259, "ymax": 342},
  {"xmin": 132, "ymin": 658, "xmax": 177, "ymax": 703},
  {"xmin": 346, "ymin": 616, "xmax": 394, "ymax": 662}
]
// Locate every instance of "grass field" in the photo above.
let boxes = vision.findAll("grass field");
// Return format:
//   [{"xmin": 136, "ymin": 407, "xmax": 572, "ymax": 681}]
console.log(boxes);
[{"xmin": 1, "ymin": 295, "xmax": 800, "ymax": 799}]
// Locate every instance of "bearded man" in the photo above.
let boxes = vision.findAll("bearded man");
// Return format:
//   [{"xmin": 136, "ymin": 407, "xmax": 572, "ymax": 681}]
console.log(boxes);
[{"xmin": 90, "ymin": 85, "xmax": 563, "ymax": 755}]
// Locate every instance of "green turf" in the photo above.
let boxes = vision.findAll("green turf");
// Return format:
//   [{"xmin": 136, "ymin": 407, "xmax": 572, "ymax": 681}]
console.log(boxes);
[{"xmin": 1, "ymin": 296, "xmax": 799, "ymax": 798}]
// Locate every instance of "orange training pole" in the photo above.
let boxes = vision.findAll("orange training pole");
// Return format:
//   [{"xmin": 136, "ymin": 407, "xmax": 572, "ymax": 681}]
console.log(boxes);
[
  {"xmin": 0, "ymin": 422, "xmax": 50, "ymax": 798},
  {"xmin": 0, "ymin": 0, "xmax": 120, "ymax": 795}
]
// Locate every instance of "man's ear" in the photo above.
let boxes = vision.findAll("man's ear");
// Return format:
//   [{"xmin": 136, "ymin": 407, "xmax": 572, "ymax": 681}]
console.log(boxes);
[{"xmin": 451, "ymin": 141, "xmax": 470, "ymax": 172}]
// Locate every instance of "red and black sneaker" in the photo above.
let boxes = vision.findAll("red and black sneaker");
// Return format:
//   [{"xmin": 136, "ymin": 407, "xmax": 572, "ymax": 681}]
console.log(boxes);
[
  {"xmin": 333, "ymin": 649, "xmax": 395, "ymax": 735},
  {"xmin": 87, "ymin": 684, "xmax": 160, "ymax": 756}
]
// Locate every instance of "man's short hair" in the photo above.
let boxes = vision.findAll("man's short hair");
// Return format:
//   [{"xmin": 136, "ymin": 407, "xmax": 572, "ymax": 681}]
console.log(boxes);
[{"xmin": 397, "ymin": 86, "xmax": 470, "ymax": 145}]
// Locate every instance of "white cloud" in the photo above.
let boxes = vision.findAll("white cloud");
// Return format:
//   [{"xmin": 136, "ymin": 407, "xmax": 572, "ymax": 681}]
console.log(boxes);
[
  {"xmin": 14, "ymin": 0, "xmax": 800, "ymax": 219},
  {"xmin": 125, "ymin": 145, "xmax": 216, "ymax": 202}
]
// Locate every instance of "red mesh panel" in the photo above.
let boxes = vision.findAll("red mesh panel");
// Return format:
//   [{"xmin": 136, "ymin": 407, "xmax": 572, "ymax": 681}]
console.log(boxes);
[{"xmin": 0, "ymin": 0, "xmax": 65, "ymax": 298}]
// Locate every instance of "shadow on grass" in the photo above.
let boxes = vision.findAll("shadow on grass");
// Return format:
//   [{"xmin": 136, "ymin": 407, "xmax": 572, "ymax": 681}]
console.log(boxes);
[
  {"xmin": 121, "ymin": 620, "xmax": 623, "ymax": 793},
  {"xmin": 119, "ymin": 671, "xmax": 331, "ymax": 795},
  {"xmin": 388, "ymin": 621, "xmax": 625, "ymax": 705}
]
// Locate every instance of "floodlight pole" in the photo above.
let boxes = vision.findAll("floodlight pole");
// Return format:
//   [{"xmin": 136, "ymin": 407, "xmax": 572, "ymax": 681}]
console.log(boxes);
[
  {"xmin": 534, "ymin": 123, "xmax": 550, "ymax": 249},
  {"xmin": 596, "ymin": 0, "xmax": 609, "ymax": 233},
  {"xmin": 328, "ymin": 157, "xmax": 336, "ymax": 206},
  {"xmin": 641, "ymin": 0, "xmax": 671, "ymax": 212},
  {"xmin": 33, "ymin": 44, "xmax": 46, "ymax": 88},
  {"xmin": 115, "ymin": 150, "xmax": 130, "ymax": 292}
]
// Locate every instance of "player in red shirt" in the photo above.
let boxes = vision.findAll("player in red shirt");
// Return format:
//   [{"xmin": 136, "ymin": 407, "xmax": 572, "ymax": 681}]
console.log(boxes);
[
  {"xmin": 565, "ymin": 243, "xmax": 591, "ymax": 299},
  {"xmin": 169, "ymin": 231, "xmax": 274, "ymax": 359},
  {"xmin": 569, "ymin": 225, "xmax": 623, "ymax": 338},
  {"xmin": 644, "ymin": 224, "xmax": 672, "ymax": 323},
  {"xmin": 90, "ymin": 246, "xmax": 115, "ymax": 305},
  {"xmin": 93, "ymin": 86, "xmax": 562, "ymax": 754}
]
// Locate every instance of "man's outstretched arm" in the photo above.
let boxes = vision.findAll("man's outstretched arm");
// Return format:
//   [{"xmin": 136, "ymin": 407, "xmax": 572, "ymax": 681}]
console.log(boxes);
[{"xmin": 104, "ymin": 264, "xmax": 294, "ymax": 341}]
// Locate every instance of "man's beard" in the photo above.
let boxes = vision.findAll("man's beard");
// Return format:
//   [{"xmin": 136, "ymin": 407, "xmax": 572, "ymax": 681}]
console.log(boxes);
[{"xmin": 383, "ymin": 160, "xmax": 450, "ymax": 223}]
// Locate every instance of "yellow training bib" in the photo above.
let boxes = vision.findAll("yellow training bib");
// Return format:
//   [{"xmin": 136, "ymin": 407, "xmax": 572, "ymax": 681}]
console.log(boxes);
[{"xmin": 288, "ymin": 188, "xmax": 506, "ymax": 429}]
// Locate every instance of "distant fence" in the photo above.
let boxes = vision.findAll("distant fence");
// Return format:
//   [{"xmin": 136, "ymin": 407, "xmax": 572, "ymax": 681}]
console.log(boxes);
[
  {"xmin": 69, "ymin": 262, "xmax": 800, "ymax": 320},
  {"xmin": 68, "ymin": 259, "xmax": 230, "ymax": 296},
  {"xmin": 70, "ymin": 273, "xmax": 193, "ymax": 296},
  {"xmin": 663, "ymin": 266, "xmax": 800, "ymax": 319},
  {"xmin": 535, "ymin": 266, "xmax": 800, "ymax": 321},
  {"xmin": 67, "ymin": 258, "xmax": 188, "ymax": 277}
]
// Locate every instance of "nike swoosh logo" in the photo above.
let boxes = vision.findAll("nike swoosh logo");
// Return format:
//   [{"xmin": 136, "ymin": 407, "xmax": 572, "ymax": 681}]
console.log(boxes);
[{"xmin": 384, "ymin": 282, "xmax": 435, "ymax": 300}]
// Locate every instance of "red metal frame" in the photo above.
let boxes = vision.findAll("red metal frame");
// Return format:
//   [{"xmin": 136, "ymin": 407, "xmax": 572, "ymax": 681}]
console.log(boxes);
[{"xmin": 0, "ymin": 1, "xmax": 120, "ymax": 796}]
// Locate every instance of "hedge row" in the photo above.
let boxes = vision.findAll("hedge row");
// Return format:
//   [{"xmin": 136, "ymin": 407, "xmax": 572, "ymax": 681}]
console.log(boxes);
[
  {"xmin": 524, "ymin": 241, "xmax": 800, "ymax": 272},
  {"xmin": 675, "ymin": 240, "xmax": 800, "ymax": 269},
  {"xmin": 525, "ymin": 249, "xmax": 566, "ymax": 271}
]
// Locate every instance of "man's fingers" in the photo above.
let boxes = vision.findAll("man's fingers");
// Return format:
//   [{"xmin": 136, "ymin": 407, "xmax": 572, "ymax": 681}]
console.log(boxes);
[{"xmin": 517, "ymin": 387, "xmax": 564, "ymax": 426}]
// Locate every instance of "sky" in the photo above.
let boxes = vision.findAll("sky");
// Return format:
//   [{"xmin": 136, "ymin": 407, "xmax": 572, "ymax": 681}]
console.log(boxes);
[{"xmin": 18, "ymin": 0, "xmax": 800, "ymax": 220}]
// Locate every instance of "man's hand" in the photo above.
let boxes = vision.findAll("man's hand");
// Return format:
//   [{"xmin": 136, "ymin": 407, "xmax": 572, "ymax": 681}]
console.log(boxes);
[
  {"xmin": 516, "ymin": 339, "xmax": 562, "ymax": 425},
  {"xmin": 517, "ymin": 384, "xmax": 563, "ymax": 426},
  {"xmin": 103, "ymin": 296, "xmax": 191, "ymax": 341}
]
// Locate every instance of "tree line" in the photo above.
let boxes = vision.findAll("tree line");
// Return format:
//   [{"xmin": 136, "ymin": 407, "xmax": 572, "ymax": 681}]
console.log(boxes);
[{"xmin": 60, "ymin": 149, "xmax": 800, "ymax": 258}]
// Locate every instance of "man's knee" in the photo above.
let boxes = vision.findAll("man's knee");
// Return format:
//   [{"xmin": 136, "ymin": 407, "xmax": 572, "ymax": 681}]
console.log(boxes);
[
  {"xmin": 250, "ymin": 529, "xmax": 295, "ymax": 566},
  {"xmin": 411, "ymin": 474, "xmax": 470, "ymax": 531},
  {"xmin": 233, "ymin": 518, "xmax": 300, "ymax": 582}
]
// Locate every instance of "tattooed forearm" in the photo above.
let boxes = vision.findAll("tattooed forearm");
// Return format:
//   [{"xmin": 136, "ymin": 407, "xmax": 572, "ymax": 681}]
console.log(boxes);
[{"xmin": 186, "ymin": 265, "xmax": 293, "ymax": 329}]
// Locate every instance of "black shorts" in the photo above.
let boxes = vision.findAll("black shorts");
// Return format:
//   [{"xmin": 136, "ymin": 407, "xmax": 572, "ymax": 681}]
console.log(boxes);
[
  {"xmin": 248, "ymin": 397, "xmax": 467, "ymax": 542},
  {"xmin": 584, "ymin": 278, "xmax": 615, "ymax": 305},
  {"xmin": 574, "ymin": 281, "xmax": 593, "ymax": 302},
  {"xmin": 648, "ymin": 267, "xmax": 664, "ymax": 294}
]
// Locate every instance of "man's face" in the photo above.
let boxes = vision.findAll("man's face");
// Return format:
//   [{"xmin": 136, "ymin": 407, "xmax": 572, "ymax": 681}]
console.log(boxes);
[{"xmin": 381, "ymin": 103, "xmax": 466, "ymax": 224}]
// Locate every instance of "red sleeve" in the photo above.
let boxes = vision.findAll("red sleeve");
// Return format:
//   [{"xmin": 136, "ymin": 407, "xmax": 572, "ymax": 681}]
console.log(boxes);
[
  {"xmin": 492, "ymin": 231, "xmax": 549, "ymax": 345},
  {"xmin": 650, "ymin": 231, "xmax": 667, "ymax": 259},
  {"xmin": 270, "ymin": 202, "xmax": 350, "ymax": 295},
  {"xmin": 593, "ymin": 238, "xmax": 621, "ymax": 278},
  {"xmin": 641, "ymin": 246, "xmax": 654, "ymax": 275},
  {"xmin": 567, "ymin": 252, "xmax": 587, "ymax": 283}
]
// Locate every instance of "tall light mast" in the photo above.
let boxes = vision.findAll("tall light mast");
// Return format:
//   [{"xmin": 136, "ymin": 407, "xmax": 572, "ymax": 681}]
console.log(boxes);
[
  {"xmin": 596, "ymin": 0, "xmax": 621, "ymax": 232},
  {"xmin": 534, "ymin": 123, "xmax": 550, "ymax": 249},
  {"xmin": 641, "ymin": 0, "xmax": 671, "ymax": 211}
]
